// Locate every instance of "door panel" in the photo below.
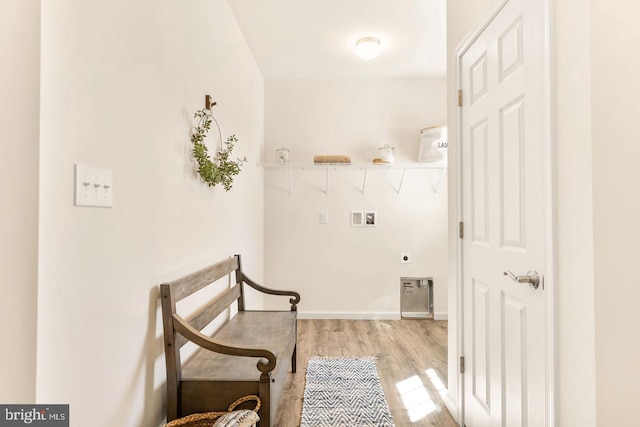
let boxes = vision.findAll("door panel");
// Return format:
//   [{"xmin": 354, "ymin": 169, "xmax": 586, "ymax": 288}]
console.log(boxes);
[
  {"xmin": 472, "ymin": 281, "xmax": 490, "ymax": 410},
  {"xmin": 471, "ymin": 120, "xmax": 489, "ymax": 243},
  {"xmin": 500, "ymin": 96, "xmax": 525, "ymax": 249},
  {"xmin": 498, "ymin": 17, "xmax": 524, "ymax": 82},
  {"xmin": 460, "ymin": 0, "xmax": 548, "ymax": 426},
  {"xmin": 503, "ymin": 294, "xmax": 527, "ymax": 426}
]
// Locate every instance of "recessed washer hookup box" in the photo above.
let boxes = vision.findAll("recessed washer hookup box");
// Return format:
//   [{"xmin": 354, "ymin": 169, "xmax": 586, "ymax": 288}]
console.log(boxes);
[{"xmin": 401, "ymin": 277, "xmax": 434, "ymax": 319}]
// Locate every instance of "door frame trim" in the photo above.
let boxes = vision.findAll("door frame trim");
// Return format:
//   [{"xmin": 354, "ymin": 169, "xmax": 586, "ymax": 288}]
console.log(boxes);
[{"xmin": 452, "ymin": 0, "xmax": 556, "ymax": 425}]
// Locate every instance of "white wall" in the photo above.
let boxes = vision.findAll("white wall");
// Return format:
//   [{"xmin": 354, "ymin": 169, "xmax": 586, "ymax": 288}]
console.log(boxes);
[
  {"xmin": 38, "ymin": 1, "xmax": 264, "ymax": 426},
  {"xmin": 447, "ymin": 0, "xmax": 599, "ymax": 425},
  {"xmin": 0, "ymin": 0, "xmax": 40, "ymax": 403},
  {"xmin": 591, "ymin": 1, "xmax": 640, "ymax": 425},
  {"xmin": 263, "ymin": 78, "xmax": 448, "ymax": 318}
]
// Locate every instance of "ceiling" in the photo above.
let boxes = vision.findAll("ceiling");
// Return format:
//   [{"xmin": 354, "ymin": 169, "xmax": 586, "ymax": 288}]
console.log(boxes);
[{"xmin": 227, "ymin": 0, "xmax": 447, "ymax": 80}]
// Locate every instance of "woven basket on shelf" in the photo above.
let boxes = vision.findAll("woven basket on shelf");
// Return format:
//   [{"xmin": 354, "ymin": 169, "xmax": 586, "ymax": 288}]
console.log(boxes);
[{"xmin": 165, "ymin": 395, "xmax": 261, "ymax": 427}]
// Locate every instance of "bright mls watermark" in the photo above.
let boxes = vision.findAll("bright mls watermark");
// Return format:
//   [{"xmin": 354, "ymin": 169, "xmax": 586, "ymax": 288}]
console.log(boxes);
[{"xmin": 0, "ymin": 405, "xmax": 68, "ymax": 426}]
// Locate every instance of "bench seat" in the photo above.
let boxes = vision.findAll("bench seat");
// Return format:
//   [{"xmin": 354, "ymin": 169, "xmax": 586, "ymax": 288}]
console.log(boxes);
[{"xmin": 182, "ymin": 311, "xmax": 296, "ymax": 381}]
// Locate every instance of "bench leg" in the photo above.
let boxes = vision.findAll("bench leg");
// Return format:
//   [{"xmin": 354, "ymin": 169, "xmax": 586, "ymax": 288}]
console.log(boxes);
[
  {"xmin": 259, "ymin": 375, "xmax": 271, "ymax": 427},
  {"xmin": 166, "ymin": 381, "xmax": 178, "ymax": 421},
  {"xmin": 291, "ymin": 344, "xmax": 297, "ymax": 373}
]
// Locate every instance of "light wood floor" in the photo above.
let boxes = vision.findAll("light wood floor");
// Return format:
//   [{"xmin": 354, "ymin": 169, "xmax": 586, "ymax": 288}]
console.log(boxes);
[{"xmin": 273, "ymin": 319, "xmax": 458, "ymax": 426}]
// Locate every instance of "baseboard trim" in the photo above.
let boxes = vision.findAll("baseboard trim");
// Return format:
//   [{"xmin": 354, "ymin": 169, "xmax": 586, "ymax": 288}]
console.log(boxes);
[
  {"xmin": 298, "ymin": 311, "xmax": 449, "ymax": 320},
  {"xmin": 444, "ymin": 392, "xmax": 458, "ymax": 423},
  {"xmin": 298, "ymin": 311, "xmax": 401, "ymax": 320}
]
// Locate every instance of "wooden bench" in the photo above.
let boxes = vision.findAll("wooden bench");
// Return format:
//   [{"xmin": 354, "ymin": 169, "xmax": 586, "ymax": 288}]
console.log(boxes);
[{"xmin": 160, "ymin": 254, "xmax": 300, "ymax": 427}]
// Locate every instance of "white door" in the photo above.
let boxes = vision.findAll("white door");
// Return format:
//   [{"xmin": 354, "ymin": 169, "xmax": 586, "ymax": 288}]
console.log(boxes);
[{"xmin": 459, "ymin": 0, "xmax": 550, "ymax": 426}]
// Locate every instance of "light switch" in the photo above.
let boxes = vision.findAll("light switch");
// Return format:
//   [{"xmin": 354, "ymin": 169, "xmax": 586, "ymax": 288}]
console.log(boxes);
[
  {"xmin": 319, "ymin": 212, "xmax": 328, "ymax": 224},
  {"xmin": 74, "ymin": 164, "xmax": 113, "ymax": 208}
]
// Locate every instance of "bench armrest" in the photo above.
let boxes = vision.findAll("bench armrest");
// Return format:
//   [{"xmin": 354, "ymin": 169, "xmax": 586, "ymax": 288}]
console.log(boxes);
[
  {"xmin": 241, "ymin": 274, "xmax": 301, "ymax": 311},
  {"xmin": 172, "ymin": 314, "xmax": 277, "ymax": 374}
]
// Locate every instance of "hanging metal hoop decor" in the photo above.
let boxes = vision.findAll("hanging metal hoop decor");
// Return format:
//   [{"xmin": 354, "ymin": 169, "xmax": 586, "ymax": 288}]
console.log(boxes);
[{"xmin": 190, "ymin": 96, "xmax": 247, "ymax": 191}]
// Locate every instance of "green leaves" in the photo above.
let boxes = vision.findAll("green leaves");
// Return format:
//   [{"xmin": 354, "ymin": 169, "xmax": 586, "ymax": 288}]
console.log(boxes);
[{"xmin": 191, "ymin": 110, "xmax": 246, "ymax": 191}]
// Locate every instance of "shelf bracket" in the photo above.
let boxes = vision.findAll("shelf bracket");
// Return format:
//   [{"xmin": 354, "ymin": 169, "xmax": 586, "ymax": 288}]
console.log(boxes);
[
  {"xmin": 361, "ymin": 164, "xmax": 369, "ymax": 194},
  {"xmin": 396, "ymin": 163, "xmax": 408, "ymax": 193},
  {"xmin": 432, "ymin": 168, "xmax": 446, "ymax": 193},
  {"xmin": 325, "ymin": 165, "xmax": 330, "ymax": 195}
]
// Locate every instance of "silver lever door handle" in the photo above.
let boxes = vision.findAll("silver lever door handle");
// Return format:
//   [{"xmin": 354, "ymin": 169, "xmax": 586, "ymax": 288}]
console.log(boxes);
[{"xmin": 504, "ymin": 270, "xmax": 540, "ymax": 290}]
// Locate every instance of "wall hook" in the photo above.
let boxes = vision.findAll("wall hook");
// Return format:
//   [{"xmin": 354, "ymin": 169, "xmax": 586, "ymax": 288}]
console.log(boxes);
[{"xmin": 205, "ymin": 95, "xmax": 217, "ymax": 110}]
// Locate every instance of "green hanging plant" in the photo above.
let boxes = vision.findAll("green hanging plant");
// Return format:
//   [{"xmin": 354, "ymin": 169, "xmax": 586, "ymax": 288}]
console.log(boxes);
[{"xmin": 191, "ymin": 109, "xmax": 247, "ymax": 191}]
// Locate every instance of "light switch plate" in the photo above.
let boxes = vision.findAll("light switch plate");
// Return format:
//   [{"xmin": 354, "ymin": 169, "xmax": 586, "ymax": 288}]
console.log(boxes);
[{"xmin": 74, "ymin": 164, "xmax": 113, "ymax": 208}]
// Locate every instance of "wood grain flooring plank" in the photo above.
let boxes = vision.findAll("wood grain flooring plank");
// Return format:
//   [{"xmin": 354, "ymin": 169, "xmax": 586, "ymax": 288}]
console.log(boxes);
[{"xmin": 273, "ymin": 319, "xmax": 458, "ymax": 427}]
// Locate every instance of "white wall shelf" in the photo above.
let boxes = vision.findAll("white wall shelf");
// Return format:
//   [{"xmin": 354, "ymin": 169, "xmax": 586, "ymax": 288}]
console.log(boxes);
[{"xmin": 261, "ymin": 162, "xmax": 447, "ymax": 195}]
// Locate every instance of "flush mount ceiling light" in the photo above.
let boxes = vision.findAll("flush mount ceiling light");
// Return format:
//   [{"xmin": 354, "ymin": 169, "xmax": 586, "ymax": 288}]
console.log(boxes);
[{"xmin": 355, "ymin": 36, "xmax": 381, "ymax": 60}]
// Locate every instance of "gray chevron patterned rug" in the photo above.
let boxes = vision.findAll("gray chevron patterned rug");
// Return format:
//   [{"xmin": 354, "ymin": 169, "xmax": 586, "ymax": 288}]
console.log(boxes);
[{"xmin": 300, "ymin": 357, "xmax": 395, "ymax": 427}]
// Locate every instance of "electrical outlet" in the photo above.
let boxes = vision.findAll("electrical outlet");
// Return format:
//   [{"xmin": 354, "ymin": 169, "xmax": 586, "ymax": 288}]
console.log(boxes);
[
  {"xmin": 319, "ymin": 212, "xmax": 328, "ymax": 224},
  {"xmin": 401, "ymin": 252, "xmax": 412, "ymax": 264}
]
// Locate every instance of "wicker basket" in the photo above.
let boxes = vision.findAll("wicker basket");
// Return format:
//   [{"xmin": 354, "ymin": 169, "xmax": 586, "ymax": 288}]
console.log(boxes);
[{"xmin": 165, "ymin": 395, "xmax": 261, "ymax": 427}]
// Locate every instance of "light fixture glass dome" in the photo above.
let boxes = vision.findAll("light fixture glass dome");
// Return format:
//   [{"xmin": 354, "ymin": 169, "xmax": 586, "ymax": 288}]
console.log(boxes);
[{"xmin": 355, "ymin": 37, "xmax": 381, "ymax": 60}]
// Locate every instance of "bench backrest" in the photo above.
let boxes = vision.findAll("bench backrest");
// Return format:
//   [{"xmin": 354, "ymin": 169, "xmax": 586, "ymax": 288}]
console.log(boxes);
[{"xmin": 160, "ymin": 254, "xmax": 246, "ymax": 416}]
